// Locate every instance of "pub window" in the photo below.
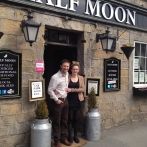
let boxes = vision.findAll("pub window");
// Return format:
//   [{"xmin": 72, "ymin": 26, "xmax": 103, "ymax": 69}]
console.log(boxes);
[
  {"xmin": 133, "ymin": 42, "xmax": 147, "ymax": 86},
  {"xmin": 45, "ymin": 29, "xmax": 78, "ymax": 46}
]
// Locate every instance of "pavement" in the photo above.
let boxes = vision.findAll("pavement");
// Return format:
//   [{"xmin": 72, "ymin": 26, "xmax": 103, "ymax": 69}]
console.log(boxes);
[{"xmin": 84, "ymin": 121, "xmax": 147, "ymax": 147}]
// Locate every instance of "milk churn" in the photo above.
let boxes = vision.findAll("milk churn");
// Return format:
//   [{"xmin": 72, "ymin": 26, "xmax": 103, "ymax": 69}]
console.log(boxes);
[
  {"xmin": 85, "ymin": 108, "xmax": 101, "ymax": 141},
  {"xmin": 31, "ymin": 119, "xmax": 52, "ymax": 147}
]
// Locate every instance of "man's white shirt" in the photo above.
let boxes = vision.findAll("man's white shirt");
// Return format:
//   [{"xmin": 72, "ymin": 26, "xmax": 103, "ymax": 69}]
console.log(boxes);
[{"xmin": 48, "ymin": 71, "xmax": 69, "ymax": 101}]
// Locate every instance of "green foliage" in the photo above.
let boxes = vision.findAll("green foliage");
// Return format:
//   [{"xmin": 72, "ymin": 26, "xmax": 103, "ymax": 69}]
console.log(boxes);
[
  {"xmin": 88, "ymin": 88, "xmax": 97, "ymax": 111},
  {"xmin": 35, "ymin": 100, "xmax": 49, "ymax": 119}
]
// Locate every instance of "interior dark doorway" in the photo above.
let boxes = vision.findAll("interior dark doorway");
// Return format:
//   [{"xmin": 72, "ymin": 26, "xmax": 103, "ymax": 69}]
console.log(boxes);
[
  {"xmin": 44, "ymin": 44, "xmax": 77, "ymax": 80},
  {"xmin": 43, "ymin": 43, "xmax": 77, "ymax": 109}
]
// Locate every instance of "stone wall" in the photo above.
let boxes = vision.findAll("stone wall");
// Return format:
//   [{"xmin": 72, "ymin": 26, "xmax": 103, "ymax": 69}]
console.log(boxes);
[
  {"xmin": 83, "ymin": 25, "xmax": 147, "ymax": 128},
  {"xmin": 0, "ymin": 5, "xmax": 44, "ymax": 147},
  {"xmin": 0, "ymin": 0, "xmax": 147, "ymax": 146}
]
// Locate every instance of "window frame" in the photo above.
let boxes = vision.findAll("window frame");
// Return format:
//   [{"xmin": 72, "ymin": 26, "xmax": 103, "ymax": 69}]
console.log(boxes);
[{"xmin": 133, "ymin": 41, "xmax": 147, "ymax": 87}]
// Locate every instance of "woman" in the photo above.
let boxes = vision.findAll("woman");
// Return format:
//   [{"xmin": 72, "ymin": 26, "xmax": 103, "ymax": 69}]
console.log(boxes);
[{"xmin": 66, "ymin": 63, "xmax": 85, "ymax": 144}]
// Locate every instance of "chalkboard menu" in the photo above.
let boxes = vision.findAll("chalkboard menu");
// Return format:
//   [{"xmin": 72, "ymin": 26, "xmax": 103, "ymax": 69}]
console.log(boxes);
[
  {"xmin": 104, "ymin": 58, "xmax": 121, "ymax": 92},
  {"xmin": 0, "ymin": 50, "xmax": 22, "ymax": 99}
]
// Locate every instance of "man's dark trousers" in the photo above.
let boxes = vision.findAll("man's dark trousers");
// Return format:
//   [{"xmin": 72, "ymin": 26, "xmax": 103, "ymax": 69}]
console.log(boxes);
[{"xmin": 49, "ymin": 98, "xmax": 69, "ymax": 143}]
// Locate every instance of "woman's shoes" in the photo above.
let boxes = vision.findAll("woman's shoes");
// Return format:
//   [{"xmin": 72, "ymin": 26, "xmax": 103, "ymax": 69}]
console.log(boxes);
[
  {"xmin": 73, "ymin": 136, "xmax": 80, "ymax": 143},
  {"xmin": 68, "ymin": 136, "xmax": 80, "ymax": 143}
]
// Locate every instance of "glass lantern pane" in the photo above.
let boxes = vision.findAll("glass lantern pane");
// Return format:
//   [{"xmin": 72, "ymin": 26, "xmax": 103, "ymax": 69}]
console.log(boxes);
[
  {"xmin": 23, "ymin": 26, "xmax": 29, "ymax": 41},
  {"xmin": 28, "ymin": 26, "xmax": 38, "ymax": 41},
  {"xmin": 101, "ymin": 39, "xmax": 108, "ymax": 50},
  {"xmin": 107, "ymin": 39, "xmax": 113, "ymax": 50}
]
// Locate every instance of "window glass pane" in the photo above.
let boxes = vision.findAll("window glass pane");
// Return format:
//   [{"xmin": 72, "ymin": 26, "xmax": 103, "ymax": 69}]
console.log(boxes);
[
  {"xmin": 145, "ymin": 71, "xmax": 147, "ymax": 83},
  {"xmin": 141, "ymin": 44, "xmax": 146, "ymax": 57},
  {"xmin": 58, "ymin": 33, "xmax": 67, "ymax": 43},
  {"xmin": 140, "ymin": 58, "xmax": 145, "ymax": 70},
  {"xmin": 135, "ymin": 43, "xmax": 140, "ymax": 56},
  {"xmin": 46, "ymin": 29, "xmax": 78, "ymax": 45},
  {"xmin": 134, "ymin": 71, "xmax": 139, "ymax": 83},
  {"xmin": 139, "ymin": 71, "xmax": 145, "ymax": 83},
  {"xmin": 146, "ymin": 58, "xmax": 147, "ymax": 71},
  {"xmin": 48, "ymin": 30, "xmax": 58, "ymax": 42},
  {"xmin": 134, "ymin": 57, "xmax": 139, "ymax": 69},
  {"xmin": 69, "ymin": 34, "xmax": 77, "ymax": 44}
]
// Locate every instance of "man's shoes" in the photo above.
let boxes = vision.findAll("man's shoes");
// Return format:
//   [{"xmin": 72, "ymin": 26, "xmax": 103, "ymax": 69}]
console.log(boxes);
[
  {"xmin": 60, "ymin": 138, "xmax": 71, "ymax": 146},
  {"xmin": 54, "ymin": 142, "xmax": 62, "ymax": 147},
  {"xmin": 74, "ymin": 136, "xmax": 80, "ymax": 143},
  {"xmin": 68, "ymin": 136, "xmax": 73, "ymax": 144}
]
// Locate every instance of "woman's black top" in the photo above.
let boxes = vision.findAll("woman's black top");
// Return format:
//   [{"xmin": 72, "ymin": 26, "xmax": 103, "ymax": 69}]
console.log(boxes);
[{"xmin": 67, "ymin": 79, "xmax": 81, "ymax": 109}]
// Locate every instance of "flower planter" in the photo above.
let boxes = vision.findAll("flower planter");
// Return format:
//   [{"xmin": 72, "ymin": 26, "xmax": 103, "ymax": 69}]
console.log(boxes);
[
  {"xmin": 31, "ymin": 119, "xmax": 52, "ymax": 147},
  {"xmin": 85, "ymin": 108, "xmax": 101, "ymax": 141},
  {"xmin": 121, "ymin": 46, "xmax": 134, "ymax": 59}
]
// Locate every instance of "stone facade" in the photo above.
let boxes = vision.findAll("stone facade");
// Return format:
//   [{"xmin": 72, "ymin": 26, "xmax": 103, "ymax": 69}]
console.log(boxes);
[{"xmin": 0, "ymin": 0, "xmax": 147, "ymax": 146}]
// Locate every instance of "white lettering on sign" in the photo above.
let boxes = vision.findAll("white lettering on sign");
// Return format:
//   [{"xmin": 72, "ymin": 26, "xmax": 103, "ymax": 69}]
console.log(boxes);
[
  {"xmin": 69, "ymin": 0, "xmax": 79, "ymax": 11},
  {"xmin": 46, "ymin": 0, "xmax": 54, "ymax": 6},
  {"xmin": 102, "ymin": 3, "xmax": 114, "ymax": 20},
  {"xmin": 55, "ymin": 0, "xmax": 68, "ymax": 9},
  {"xmin": 85, "ymin": 0, "xmax": 101, "ymax": 17},
  {"xmin": 35, "ymin": 60, "xmax": 44, "ymax": 73},
  {"xmin": 31, "ymin": 0, "xmax": 79, "ymax": 11},
  {"xmin": 30, "ymin": 0, "xmax": 136, "ymax": 26},
  {"xmin": 115, "ymin": 7, "xmax": 126, "ymax": 23},
  {"xmin": 126, "ymin": 9, "xmax": 136, "ymax": 25},
  {"xmin": 85, "ymin": 0, "xmax": 136, "ymax": 25}
]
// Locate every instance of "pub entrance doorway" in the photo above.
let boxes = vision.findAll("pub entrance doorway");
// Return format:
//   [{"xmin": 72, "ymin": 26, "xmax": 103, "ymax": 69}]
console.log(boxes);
[{"xmin": 43, "ymin": 28, "xmax": 83, "ymax": 100}]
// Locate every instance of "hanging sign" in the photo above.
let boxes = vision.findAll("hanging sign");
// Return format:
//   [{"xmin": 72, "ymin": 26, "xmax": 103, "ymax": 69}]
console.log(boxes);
[
  {"xmin": 104, "ymin": 57, "xmax": 121, "ymax": 92},
  {"xmin": 35, "ymin": 60, "xmax": 44, "ymax": 73},
  {"xmin": 4, "ymin": 0, "xmax": 147, "ymax": 31},
  {"xmin": 0, "ymin": 50, "xmax": 22, "ymax": 99}
]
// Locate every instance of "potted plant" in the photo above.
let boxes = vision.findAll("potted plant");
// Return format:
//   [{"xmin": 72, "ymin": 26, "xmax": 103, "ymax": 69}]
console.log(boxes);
[
  {"xmin": 85, "ymin": 88, "xmax": 101, "ymax": 141},
  {"xmin": 35, "ymin": 100, "xmax": 49, "ymax": 119},
  {"xmin": 31, "ymin": 100, "xmax": 52, "ymax": 147},
  {"xmin": 88, "ymin": 88, "xmax": 97, "ymax": 111}
]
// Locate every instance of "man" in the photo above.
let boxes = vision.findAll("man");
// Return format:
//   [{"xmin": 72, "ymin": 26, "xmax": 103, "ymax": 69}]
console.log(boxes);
[{"xmin": 48, "ymin": 59, "xmax": 71, "ymax": 147}]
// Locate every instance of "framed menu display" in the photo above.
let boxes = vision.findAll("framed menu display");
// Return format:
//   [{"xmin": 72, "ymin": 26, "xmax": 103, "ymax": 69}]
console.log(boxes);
[
  {"xmin": 104, "ymin": 58, "xmax": 121, "ymax": 92},
  {"xmin": 0, "ymin": 50, "xmax": 22, "ymax": 99}
]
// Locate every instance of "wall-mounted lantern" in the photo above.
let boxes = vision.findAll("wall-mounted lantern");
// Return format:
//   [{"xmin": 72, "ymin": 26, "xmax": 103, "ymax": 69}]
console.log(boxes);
[
  {"xmin": 21, "ymin": 10, "xmax": 41, "ymax": 46},
  {"xmin": 96, "ymin": 28, "xmax": 116, "ymax": 52},
  {"xmin": 0, "ymin": 32, "xmax": 4, "ymax": 39}
]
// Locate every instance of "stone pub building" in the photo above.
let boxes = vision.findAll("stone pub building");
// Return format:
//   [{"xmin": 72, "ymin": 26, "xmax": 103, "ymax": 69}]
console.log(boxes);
[{"xmin": 0, "ymin": 0, "xmax": 147, "ymax": 146}]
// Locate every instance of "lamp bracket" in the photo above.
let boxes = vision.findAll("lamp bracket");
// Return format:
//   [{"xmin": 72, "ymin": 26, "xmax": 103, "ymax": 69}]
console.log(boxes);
[
  {"xmin": 27, "ymin": 9, "xmax": 33, "ymax": 20},
  {"xmin": 96, "ymin": 28, "xmax": 110, "ymax": 42},
  {"xmin": 116, "ymin": 29, "xmax": 128, "ymax": 41}
]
